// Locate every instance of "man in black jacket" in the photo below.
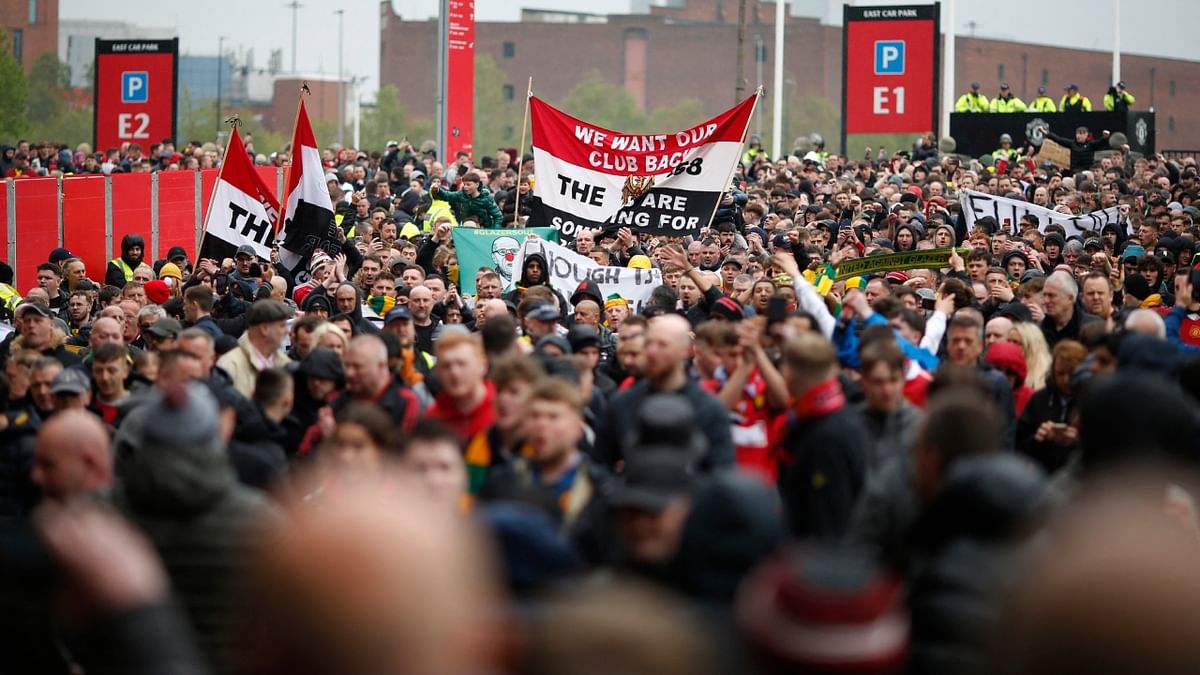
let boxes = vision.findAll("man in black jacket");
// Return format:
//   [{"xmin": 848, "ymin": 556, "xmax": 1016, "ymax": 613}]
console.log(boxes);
[
  {"xmin": 1040, "ymin": 125, "xmax": 1111, "ymax": 172},
  {"xmin": 592, "ymin": 314, "xmax": 733, "ymax": 472},
  {"xmin": 773, "ymin": 331, "xmax": 870, "ymax": 541}
]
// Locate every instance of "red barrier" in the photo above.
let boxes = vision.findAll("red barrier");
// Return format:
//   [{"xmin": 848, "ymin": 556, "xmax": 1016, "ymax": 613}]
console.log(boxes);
[
  {"xmin": 158, "ymin": 171, "xmax": 197, "ymax": 261},
  {"xmin": 111, "ymin": 173, "xmax": 153, "ymax": 273},
  {"xmin": 61, "ymin": 175, "xmax": 107, "ymax": 291},
  {"xmin": 7, "ymin": 168, "xmax": 281, "ymax": 291},
  {"xmin": 14, "ymin": 178, "xmax": 60, "ymax": 293},
  {"xmin": 0, "ymin": 184, "xmax": 8, "ymax": 265}
]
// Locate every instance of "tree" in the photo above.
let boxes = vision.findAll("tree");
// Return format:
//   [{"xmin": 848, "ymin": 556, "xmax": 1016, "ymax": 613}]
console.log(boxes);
[
  {"xmin": 27, "ymin": 53, "xmax": 69, "ymax": 123},
  {"xmin": 0, "ymin": 31, "xmax": 29, "ymax": 139},
  {"xmin": 560, "ymin": 69, "xmax": 647, "ymax": 132},
  {"xmin": 358, "ymin": 84, "xmax": 433, "ymax": 152},
  {"xmin": 176, "ymin": 87, "xmax": 220, "ymax": 146},
  {"xmin": 647, "ymin": 98, "xmax": 707, "ymax": 134},
  {"xmin": 473, "ymin": 54, "xmax": 521, "ymax": 160}
]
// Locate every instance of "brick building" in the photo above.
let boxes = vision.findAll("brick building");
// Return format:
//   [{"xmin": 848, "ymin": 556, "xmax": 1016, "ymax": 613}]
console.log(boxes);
[
  {"xmin": 379, "ymin": 0, "xmax": 1200, "ymax": 151},
  {"xmin": 2, "ymin": 0, "xmax": 58, "ymax": 75}
]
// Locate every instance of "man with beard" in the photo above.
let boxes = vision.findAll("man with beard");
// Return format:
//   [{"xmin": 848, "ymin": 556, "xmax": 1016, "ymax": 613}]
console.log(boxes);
[{"xmin": 105, "ymin": 233, "xmax": 146, "ymax": 288}]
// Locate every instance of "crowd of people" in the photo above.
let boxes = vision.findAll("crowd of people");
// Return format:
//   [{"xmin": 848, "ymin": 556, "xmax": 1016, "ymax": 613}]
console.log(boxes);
[
  {"xmin": 0, "ymin": 120, "xmax": 1199, "ymax": 675},
  {"xmin": 954, "ymin": 80, "xmax": 1136, "ymax": 113}
]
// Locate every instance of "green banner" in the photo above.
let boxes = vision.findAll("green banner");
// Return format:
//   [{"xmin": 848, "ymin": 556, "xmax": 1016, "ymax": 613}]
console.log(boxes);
[
  {"xmin": 451, "ymin": 227, "xmax": 558, "ymax": 295},
  {"xmin": 834, "ymin": 247, "xmax": 970, "ymax": 281}
]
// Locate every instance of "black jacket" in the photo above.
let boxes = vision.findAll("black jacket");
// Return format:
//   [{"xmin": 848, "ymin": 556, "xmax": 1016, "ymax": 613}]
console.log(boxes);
[
  {"xmin": 1015, "ymin": 386, "xmax": 1075, "ymax": 474},
  {"xmin": 105, "ymin": 233, "xmax": 146, "ymax": 288},
  {"xmin": 906, "ymin": 454, "xmax": 1048, "ymax": 675},
  {"xmin": 1044, "ymin": 130, "xmax": 1110, "ymax": 172},
  {"xmin": 592, "ymin": 379, "xmax": 734, "ymax": 472},
  {"xmin": 776, "ymin": 406, "xmax": 870, "ymax": 541}
]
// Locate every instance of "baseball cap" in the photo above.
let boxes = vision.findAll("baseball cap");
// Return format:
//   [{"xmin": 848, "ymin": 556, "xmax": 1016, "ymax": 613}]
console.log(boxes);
[
  {"xmin": 145, "ymin": 317, "xmax": 183, "ymax": 339},
  {"xmin": 1066, "ymin": 83, "xmax": 1079, "ymax": 91},
  {"xmin": 720, "ymin": 256, "xmax": 744, "ymax": 269},
  {"xmin": 50, "ymin": 368, "xmax": 91, "ymax": 396},
  {"xmin": 386, "ymin": 139, "xmax": 400, "ymax": 147},
  {"xmin": 235, "ymin": 244, "xmax": 256, "ymax": 259},
  {"xmin": 167, "ymin": 245, "xmax": 189, "ymax": 263},
  {"xmin": 970, "ymin": 82, "xmax": 981, "ymax": 89},
  {"xmin": 1038, "ymin": 85, "xmax": 1047, "ymax": 94},
  {"xmin": 1000, "ymin": 82, "xmax": 1010, "ymax": 89},
  {"xmin": 605, "ymin": 450, "xmax": 697, "ymax": 512},
  {"xmin": 384, "ymin": 305, "xmax": 413, "ymax": 324},
  {"xmin": 525, "ymin": 305, "xmax": 560, "ymax": 322},
  {"xmin": 566, "ymin": 324, "xmax": 601, "ymax": 352},
  {"xmin": 15, "ymin": 302, "xmax": 52, "ymax": 320}
]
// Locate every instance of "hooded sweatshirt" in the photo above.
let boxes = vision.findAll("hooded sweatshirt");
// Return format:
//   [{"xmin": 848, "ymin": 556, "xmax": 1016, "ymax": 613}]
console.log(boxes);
[
  {"xmin": 105, "ymin": 233, "xmax": 146, "ymax": 288},
  {"xmin": 503, "ymin": 252, "xmax": 568, "ymax": 312}
]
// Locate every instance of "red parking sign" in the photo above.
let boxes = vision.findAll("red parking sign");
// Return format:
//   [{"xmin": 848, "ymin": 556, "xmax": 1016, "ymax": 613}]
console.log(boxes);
[
  {"xmin": 842, "ymin": 5, "xmax": 939, "ymax": 141},
  {"xmin": 94, "ymin": 39, "xmax": 178, "ymax": 151}
]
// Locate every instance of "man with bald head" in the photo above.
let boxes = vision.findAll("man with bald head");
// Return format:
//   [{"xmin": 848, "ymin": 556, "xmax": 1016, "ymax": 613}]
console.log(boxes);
[
  {"xmin": 31, "ymin": 409, "xmax": 113, "ymax": 503},
  {"xmin": 593, "ymin": 313, "xmax": 733, "ymax": 471},
  {"xmin": 314, "ymin": 335, "xmax": 420, "ymax": 446},
  {"xmin": 985, "ymin": 316, "xmax": 1014, "ymax": 347},
  {"xmin": 408, "ymin": 285, "xmax": 440, "ymax": 354},
  {"xmin": 473, "ymin": 298, "xmax": 509, "ymax": 328}
]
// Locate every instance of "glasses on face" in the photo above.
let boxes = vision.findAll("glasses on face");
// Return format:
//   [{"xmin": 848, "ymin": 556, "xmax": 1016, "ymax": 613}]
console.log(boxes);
[{"xmin": 139, "ymin": 322, "xmax": 155, "ymax": 331}]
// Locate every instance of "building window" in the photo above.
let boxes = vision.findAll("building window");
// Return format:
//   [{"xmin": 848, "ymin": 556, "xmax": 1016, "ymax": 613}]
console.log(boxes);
[
  {"xmin": 1168, "ymin": 117, "xmax": 1175, "ymax": 133},
  {"xmin": 503, "ymin": 42, "xmax": 514, "ymax": 58},
  {"xmin": 997, "ymin": 64, "xmax": 1005, "ymax": 82},
  {"xmin": 28, "ymin": 0, "xmax": 37, "ymax": 23},
  {"xmin": 1169, "ymin": 80, "xmax": 1176, "ymax": 97},
  {"xmin": 11, "ymin": 29, "xmax": 22, "ymax": 65},
  {"xmin": 1040, "ymin": 68, "xmax": 1048, "ymax": 85},
  {"xmin": 503, "ymin": 84, "xmax": 514, "ymax": 100}
]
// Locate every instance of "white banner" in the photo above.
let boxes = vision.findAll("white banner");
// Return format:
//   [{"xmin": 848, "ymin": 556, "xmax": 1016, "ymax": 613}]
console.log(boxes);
[
  {"xmin": 513, "ymin": 236, "xmax": 663, "ymax": 314},
  {"xmin": 960, "ymin": 189, "xmax": 1128, "ymax": 239}
]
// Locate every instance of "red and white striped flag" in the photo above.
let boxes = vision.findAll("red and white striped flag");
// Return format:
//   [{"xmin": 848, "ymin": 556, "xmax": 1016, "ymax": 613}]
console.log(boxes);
[
  {"xmin": 530, "ymin": 94, "xmax": 757, "ymax": 241},
  {"xmin": 199, "ymin": 126, "xmax": 279, "ymax": 263},
  {"xmin": 278, "ymin": 97, "xmax": 337, "ymax": 276}
]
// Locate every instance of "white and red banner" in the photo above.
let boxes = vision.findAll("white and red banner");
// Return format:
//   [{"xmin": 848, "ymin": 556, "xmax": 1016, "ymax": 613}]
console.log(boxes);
[
  {"xmin": 278, "ymin": 98, "xmax": 338, "ymax": 276},
  {"xmin": 530, "ymin": 94, "xmax": 757, "ymax": 240},
  {"xmin": 199, "ymin": 127, "xmax": 280, "ymax": 263}
]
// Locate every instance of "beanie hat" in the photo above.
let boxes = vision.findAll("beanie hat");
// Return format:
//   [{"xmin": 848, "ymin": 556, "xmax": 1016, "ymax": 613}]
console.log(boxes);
[
  {"xmin": 604, "ymin": 293, "xmax": 629, "ymax": 311},
  {"xmin": 144, "ymin": 279, "xmax": 170, "ymax": 305},
  {"xmin": 158, "ymin": 262, "xmax": 183, "ymax": 281},
  {"xmin": 738, "ymin": 545, "xmax": 908, "ymax": 674},
  {"xmin": 293, "ymin": 283, "xmax": 315, "ymax": 307},
  {"xmin": 142, "ymin": 381, "xmax": 221, "ymax": 450},
  {"xmin": 627, "ymin": 255, "xmax": 652, "ymax": 269},
  {"xmin": 0, "ymin": 260, "xmax": 13, "ymax": 285},
  {"xmin": 1123, "ymin": 274, "xmax": 1151, "ymax": 302},
  {"xmin": 309, "ymin": 250, "xmax": 333, "ymax": 273},
  {"xmin": 709, "ymin": 297, "xmax": 744, "ymax": 321}
]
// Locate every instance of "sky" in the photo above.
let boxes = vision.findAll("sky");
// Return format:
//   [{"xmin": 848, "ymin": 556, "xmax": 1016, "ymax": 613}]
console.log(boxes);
[{"xmin": 61, "ymin": 0, "xmax": 1198, "ymax": 100}]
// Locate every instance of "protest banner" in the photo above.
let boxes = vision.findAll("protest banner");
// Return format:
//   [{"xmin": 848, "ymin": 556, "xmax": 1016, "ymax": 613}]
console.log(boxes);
[
  {"xmin": 513, "ymin": 237, "xmax": 663, "ymax": 314},
  {"xmin": 1039, "ymin": 137, "xmax": 1071, "ymax": 170},
  {"xmin": 835, "ymin": 248, "xmax": 970, "ymax": 281},
  {"xmin": 529, "ymin": 93, "xmax": 758, "ymax": 242},
  {"xmin": 451, "ymin": 227, "xmax": 558, "ymax": 295},
  {"xmin": 959, "ymin": 189, "xmax": 1127, "ymax": 239}
]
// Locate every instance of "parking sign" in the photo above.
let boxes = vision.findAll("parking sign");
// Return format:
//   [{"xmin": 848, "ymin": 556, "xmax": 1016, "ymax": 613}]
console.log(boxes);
[
  {"xmin": 874, "ymin": 41, "xmax": 905, "ymax": 75},
  {"xmin": 121, "ymin": 71, "xmax": 148, "ymax": 103}
]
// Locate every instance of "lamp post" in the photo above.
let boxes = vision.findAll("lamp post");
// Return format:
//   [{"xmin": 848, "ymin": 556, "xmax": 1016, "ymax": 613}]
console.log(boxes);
[{"xmin": 216, "ymin": 36, "xmax": 226, "ymax": 142}]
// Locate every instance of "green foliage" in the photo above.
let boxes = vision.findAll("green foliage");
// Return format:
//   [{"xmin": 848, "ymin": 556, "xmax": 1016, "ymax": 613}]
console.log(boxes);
[
  {"xmin": 647, "ymin": 98, "xmax": 707, "ymax": 134},
  {"xmin": 473, "ymin": 54, "xmax": 521, "ymax": 158},
  {"xmin": 0, "ymin": 31, "xmax": 30, "ymax": 139},
  {"xmin": 359, "ymin": 84, "xmax": 433, "ymax": 152},
  {"xmin": 559, "ymin": 69, "xmax": 647, "ymax": 131},
  {"xmin": 27, "ymin": 52, "xmax": 69, "ymax": 122},
  {"xmin": 176, "ymin": 87, "xmax": 220, "ymax": 146}
]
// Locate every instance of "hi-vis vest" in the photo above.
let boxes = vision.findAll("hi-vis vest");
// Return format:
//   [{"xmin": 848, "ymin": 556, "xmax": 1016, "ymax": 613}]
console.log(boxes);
[
  {"xmin": 110, "ymin": 258, "xmax": 134, "ymax": 282},
  {"xmin": 0, "ymin": 283, "xmax": 21, "ymax": 313},
  {"xmin": 423, "ymin": 199, "xmax": 459, "ymax": 232}
]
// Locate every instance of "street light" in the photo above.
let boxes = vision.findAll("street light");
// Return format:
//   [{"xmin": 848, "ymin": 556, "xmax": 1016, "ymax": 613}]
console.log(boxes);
[
  {"xmin": 216, "ymin": 36, "xmax": 227, "ymax": 141},
  {"xmin": 335, "ymin": 9, "xmax": 344, "ymax": 146}
]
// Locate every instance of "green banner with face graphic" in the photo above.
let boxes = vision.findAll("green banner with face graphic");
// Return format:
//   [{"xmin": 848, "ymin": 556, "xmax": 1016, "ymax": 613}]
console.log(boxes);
[{"xmin": 451, "ymin": 227, "xmax": 559, "ymax": 296}]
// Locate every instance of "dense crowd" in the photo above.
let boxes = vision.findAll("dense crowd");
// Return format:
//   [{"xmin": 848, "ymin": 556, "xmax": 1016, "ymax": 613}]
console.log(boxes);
[{"xmin": 1, "ymin": 122, "xmax": 1200, "ymax": 675}]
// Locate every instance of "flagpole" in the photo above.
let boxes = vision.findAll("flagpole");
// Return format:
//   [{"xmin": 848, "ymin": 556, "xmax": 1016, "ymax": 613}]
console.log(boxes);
[
  {"xmin": 699, "ymin": 89, "xmax": 763, "ymax": 238},
  {"xmin": 280, "ymin": 82, "xmax": 311, "ymax": 235},
  {"xmin": 196, "ymin": 115, "xmax": 240, "ymax": 263},
  {"xmin": 513, "ymin": 76, "xmax": 533, "ymax": 228}
]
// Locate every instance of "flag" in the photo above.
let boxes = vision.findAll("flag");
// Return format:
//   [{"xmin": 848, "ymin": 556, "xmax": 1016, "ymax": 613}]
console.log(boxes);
[
  {"xmin": 278, "ymin": 98, "xmax": 338, "ymax": 276},
  {"xmin": 530, "ymin": 94, "xmax": 757, "ymax": 242},
  {"xmin": 198, "ymin": 127, "xmax": 279, "ymax": 263},
  {"xmin": 451, "ymin": 227, "xmax": 557, "ymax": 294}
]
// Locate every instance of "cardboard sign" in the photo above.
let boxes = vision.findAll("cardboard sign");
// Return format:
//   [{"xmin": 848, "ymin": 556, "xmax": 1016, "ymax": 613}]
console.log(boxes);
[{"xmin": 1040, "ymin": 137, "xmax": 1071, "ymax": 169}]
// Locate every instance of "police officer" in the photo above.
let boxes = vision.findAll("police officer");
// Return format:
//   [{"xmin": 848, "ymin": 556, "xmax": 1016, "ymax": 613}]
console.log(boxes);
[
  {"xmin": 989, "ymin": 83, "xmax": 1026, "ymax": 112},
  {"xmin": 1104, "ymin": 81, "xmax": 1136, "ymax": 113},
  {"xmin": 1060, "ymin": 84, "xmax": 1093, "ymax": 112},
  {"xmin": 956, "ymin": 82, "xmax": 989, "ymax": 113},
  {"xmin": 1029, "ymin": 86, "xmax": 1057, "ymax": 112}
]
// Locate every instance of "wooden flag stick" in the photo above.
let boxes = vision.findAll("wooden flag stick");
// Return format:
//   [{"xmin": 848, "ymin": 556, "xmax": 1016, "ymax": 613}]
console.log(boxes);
[{"xmin": 513, "ymin": 76, "xmax": 534, "ymax": 227}]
